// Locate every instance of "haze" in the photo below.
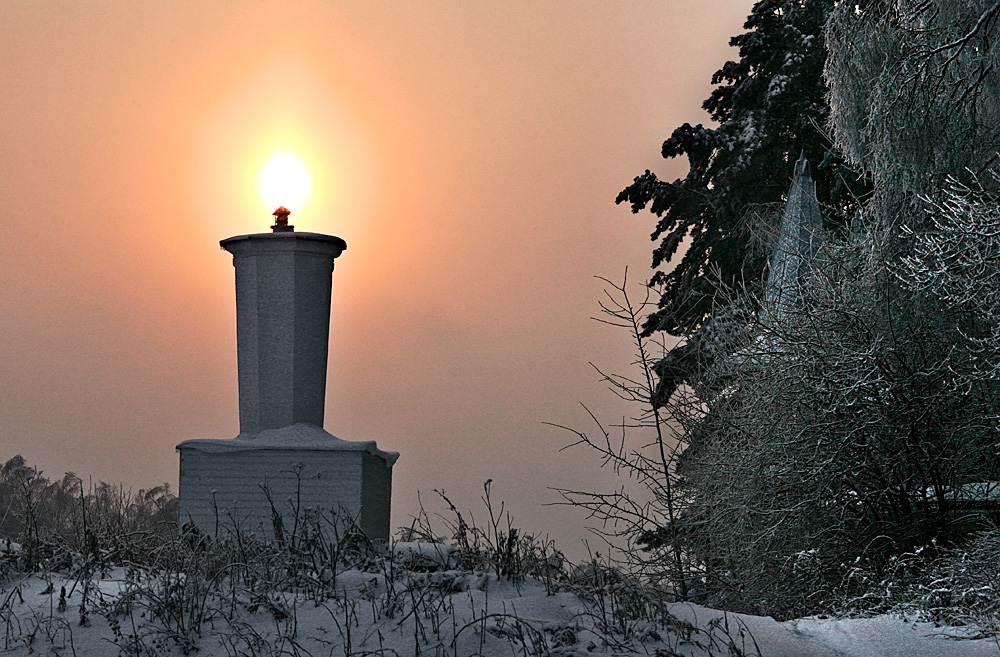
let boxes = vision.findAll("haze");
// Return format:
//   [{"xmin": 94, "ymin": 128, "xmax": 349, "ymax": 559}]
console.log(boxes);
[{"xmin": 1, "ymin": 1, "xmax": 751, "ymax": 555}]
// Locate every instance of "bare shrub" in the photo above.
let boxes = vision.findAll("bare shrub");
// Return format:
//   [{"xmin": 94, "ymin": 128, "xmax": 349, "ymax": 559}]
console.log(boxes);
[{"xmin": 0, "ymin": 456, "xmax": 178, "ymax": 572}]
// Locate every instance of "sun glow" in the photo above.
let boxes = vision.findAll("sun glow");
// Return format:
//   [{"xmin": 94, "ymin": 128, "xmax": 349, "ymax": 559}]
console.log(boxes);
[
  {"xmin": 259, "ymin": 151, "xmax": 311, "ymax": 214},
  {"xmin": 192, "ymin": 59, "xmax": 377, "ymax": 240}
]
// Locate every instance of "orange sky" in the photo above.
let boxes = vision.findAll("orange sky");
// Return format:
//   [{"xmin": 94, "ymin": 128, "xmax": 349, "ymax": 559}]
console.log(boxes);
[{"xmin": 2, "ymin": 1, "xmax": 752, "ymax": 555}]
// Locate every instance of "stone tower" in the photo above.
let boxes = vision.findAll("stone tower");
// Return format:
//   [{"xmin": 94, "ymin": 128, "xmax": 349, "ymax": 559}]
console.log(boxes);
[
  {"xmin": 177, "ymin": 209, "xmax": 398, "ymax": 541},
  {"xmin": 762, "ymin": 153, "xmax": 825, "ymax": 320}
]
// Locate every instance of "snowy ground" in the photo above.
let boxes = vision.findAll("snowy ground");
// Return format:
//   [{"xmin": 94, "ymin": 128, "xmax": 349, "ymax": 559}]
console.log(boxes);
[{"xmin": 0, "ymin": 549, "xmax": 996, "ymax": 657}]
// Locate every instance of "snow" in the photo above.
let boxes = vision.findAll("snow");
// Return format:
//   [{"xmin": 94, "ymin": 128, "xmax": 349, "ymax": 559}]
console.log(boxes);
[
  {"xmin": 669, "ymin": 603, "xmax": 1000, "ymax": 657},
  {"xmin": 767, "ymin": 75, "xmax": 790, "ymax": 99},
  {"xmin": 0, "ymin": 558, "xmax": 997, "ymax": 657},
  {"xmin": 178, "ymin": 422, "xmax": 400, "ymax": 465},
  {"xmin": 392, "ymin": 541, "xmax": 457, "ymax": 569}
]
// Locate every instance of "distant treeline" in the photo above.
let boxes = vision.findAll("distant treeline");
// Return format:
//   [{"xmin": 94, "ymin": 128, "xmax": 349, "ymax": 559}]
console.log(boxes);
[{"xmin": 0, "ymin": 455, "xmax": 178, "ymax": 569}]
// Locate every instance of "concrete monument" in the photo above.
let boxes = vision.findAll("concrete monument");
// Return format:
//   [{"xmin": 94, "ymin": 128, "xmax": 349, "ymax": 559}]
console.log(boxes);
[{"xmin": 177, "ymin": 208, "xmax": 398, "ymax": 541}]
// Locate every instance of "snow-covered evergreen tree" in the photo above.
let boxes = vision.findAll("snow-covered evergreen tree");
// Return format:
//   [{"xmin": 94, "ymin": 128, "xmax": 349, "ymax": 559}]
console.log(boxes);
[{"xmin": 618, "ymin": 0, "xmax": 868, "ymax": 343}]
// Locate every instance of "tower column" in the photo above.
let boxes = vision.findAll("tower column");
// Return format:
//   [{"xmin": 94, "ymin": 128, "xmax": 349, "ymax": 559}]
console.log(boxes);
[{"xmin": 220, "ymin": 217, "xmax": 347, "ymax": 435}]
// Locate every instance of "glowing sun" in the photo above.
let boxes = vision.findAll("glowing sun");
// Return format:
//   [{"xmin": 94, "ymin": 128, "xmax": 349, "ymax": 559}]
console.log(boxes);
[{"xmin": 259, "ymin": 151, "xmax": 311, "ymax": 213}]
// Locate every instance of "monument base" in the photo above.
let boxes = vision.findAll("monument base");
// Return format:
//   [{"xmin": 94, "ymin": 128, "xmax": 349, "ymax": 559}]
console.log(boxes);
[{"xmin": 177, "ymin": 424, "xmax": 398, "ymax": 542}]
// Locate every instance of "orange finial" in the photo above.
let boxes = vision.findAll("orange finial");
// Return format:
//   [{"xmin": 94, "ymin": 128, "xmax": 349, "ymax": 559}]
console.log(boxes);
[{"xmin": 271, "ymin": 206, "xmax": 293, "ymax": 232}]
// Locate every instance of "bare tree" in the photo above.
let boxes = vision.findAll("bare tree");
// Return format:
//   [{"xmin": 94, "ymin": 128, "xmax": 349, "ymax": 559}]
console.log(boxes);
[
  {"xmin": 672, "ymin": 224, "xmax": 1000, "ymax": 618},
  {"xmin": 549, "ymin": 270, "xmax": 726, "ymax": 599},
  {"xmin": 826, "ymin": 0, "xmax": 1000, "ymax": 216},
  {"xmin": 900, "ymin": 175, "xmax": 1000, "ymax": 357}
]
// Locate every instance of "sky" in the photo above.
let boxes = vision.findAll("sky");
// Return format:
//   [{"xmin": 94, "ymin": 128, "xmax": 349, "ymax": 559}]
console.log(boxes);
[{"xmin": 1, "ymin": 0, "xmax": 752, "ymax": 557}]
